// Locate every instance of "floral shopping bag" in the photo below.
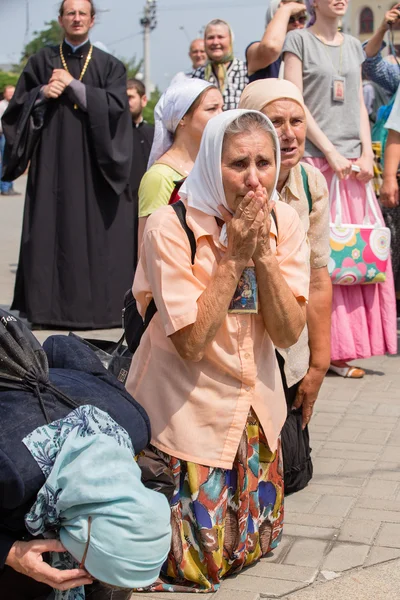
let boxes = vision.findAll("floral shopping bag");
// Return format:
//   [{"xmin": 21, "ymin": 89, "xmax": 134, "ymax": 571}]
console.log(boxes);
[{"xmin": 328, "ymin": 175, "xmax": 391, "ymax": 285}]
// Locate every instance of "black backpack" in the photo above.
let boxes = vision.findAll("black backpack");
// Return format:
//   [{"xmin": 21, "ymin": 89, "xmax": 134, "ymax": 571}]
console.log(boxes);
[{"xmin": 123, "ymin": 201, "xmax": 196, "ymax": 353}]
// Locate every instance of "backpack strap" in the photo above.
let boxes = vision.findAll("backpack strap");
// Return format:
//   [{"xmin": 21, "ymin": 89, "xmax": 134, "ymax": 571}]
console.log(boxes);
[
  {"xmin": 171, "ymin": 201, "xmax": 197, "ymax": 265},
  {"xmin": 300, "ymin": 164, "xmax": 313, "ymax": 214}
]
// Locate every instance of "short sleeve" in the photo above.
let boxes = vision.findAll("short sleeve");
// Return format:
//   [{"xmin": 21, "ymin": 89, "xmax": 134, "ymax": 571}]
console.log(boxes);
[
  {"xmin": 351, "ymin": 37, "xmax": 365, "ymax": 67},
  {"xmin": 304, "ymin": 164, "xmax": 330, "ymax": 269},
  {"xmin": 134, "ymin": 208, "xmax": 204, "ymax": 336},
  {"xmin": 385, "ymin": 86, "xmax": 400, "ymax": 133},
  {"xmin": 282, "ymin": 30, "xmax": 304, "ymax": 62},
  {"xmin": 138, "ymin": 167, "xmax": 176, "ymax": 218},
  {"xmin": 274, "ymin": 202, "xmax": 310, "ymax": 301}
]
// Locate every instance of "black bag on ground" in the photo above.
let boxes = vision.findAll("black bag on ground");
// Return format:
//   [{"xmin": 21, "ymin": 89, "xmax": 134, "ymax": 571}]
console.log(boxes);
[
  {"xmin": 276, "ymin": 351, "xmax": 313, "ymax": 495},
  {"xmin": 123, "ymin": 201, "xmax": 196, "ymax": 353}
]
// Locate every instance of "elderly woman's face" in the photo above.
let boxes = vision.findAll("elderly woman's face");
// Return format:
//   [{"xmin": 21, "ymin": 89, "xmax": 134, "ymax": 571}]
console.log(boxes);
[
  {"xmin": 205, "ymin": 24, "xmax": 231, "ymax": 62},
  {"xmin": 221, "ymin": 129, "xmax": 276, "ymax": 213},
  {"xmin": 263, "ymin": 100, "xmax": 306, "ymax": 172}
]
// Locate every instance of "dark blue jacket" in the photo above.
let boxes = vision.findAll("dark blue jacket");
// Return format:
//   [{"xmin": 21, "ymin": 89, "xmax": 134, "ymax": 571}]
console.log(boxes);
[{"xmin": 0, "ymin": 332, "xmax": 150, "ymax": 567}]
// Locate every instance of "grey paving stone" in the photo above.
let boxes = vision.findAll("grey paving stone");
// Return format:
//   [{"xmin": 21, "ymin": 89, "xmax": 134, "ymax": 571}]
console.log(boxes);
[
  {"xmin": 380, "ymin": 446, "xmax": 400, "ymax": 462},
  {"xmin": 284, "ymin": 492, "xmax": 321, "ymax": 514},
  {"xmin": 340, "ymin": 414, "xmax": 394, "ymax": 427},
  {"xmin": 350, "ymin": 508, "xmax": 400, "ymax": 523},
  {"xmin": 347, "ymin": 402, "xmax": 378, "ymax": 415},
  {"xmin": 246, "ymin": 562, "xmax": 317, "ymax": 583},
  {"xmin": 284, "ymin": 512, "xmax": 343, "ymax": 529},
  {"xmin": 283, "ymin": 539, "xmax": 328, "ymax": 568},
  {"xmin": 312, "ymin": 457, "xmax": 345, "ymax": 476},
  {"xmin": 321, "ymin": 542, "xmax": 370, "ymax": 572},
  {"xmin": 356, "ymin": 497, "xmax": 400, "ymax": 512},
  {"xmin": 338, "ymin": 519, "xmax": 380, "ymax": 545},
  {"xmin": 376, "ymin": 404, "xmax": 400, "ymax": 417},
  {"xmin": 313, "ymin": 495, "xmax": 355, "ymax": 518},
  {"xmin": 306, "ymin": 483, "xmax": 361, "ymax": 497},
  {"xmin": 221, "ymin": 573, "xmax": 307, "ymax": 597},
  {"xmin": 360, "ymin": 479, "xmax": 399, "ymax": 500},
  {"xmin": 356, "ymin": 429, "xmax": 391, "ymax": 445},
  {"xmin": 317, "ymin": 448, "xmax": 378, "ymax": 461},
  {"xmin": 263, "ymin": 536, "xmax": 294, "ymax": 564},
  {"xmin": 371, "ymin": 462, "xmax": 400, "ymax": 482},
  {"xmin": 284, "ymin": 524, "xmax": 337, "ymax": 540},
  {"xmin": 339, "ymin": 459, "xmax": 375, "ymax": 477},
  {"xmin": 364, "ymin": 545, "xmax": 400, "ymax": 567},
  {"xmin": 310, "ymin": 413, "xmax": 342, "ymax": 429},
  {"xmin": 328, "ymin": 428, "xmax": 362, "ymax": 443},
  {"xmin": 375, "ymin": 523, "xmax": 400, "ymax": 548},
  {"xmin": 311, "ymin": 474, "xmax": 366, "ymax": 488}
]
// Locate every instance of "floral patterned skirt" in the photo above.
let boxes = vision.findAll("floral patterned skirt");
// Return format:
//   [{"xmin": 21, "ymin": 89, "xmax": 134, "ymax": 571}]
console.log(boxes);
[{"xmin": 148, "ymin": 411, "xmax": 284, "ymax": 593}]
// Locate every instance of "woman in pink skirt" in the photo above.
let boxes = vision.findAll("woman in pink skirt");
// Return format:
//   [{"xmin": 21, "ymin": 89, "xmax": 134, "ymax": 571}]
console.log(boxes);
[{"xmin": 283, "ymin": 0, "xmax": 397, "ymax": 377}]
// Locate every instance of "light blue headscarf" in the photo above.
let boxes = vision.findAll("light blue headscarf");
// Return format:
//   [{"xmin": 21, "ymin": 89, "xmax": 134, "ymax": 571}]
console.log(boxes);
[{"xmin": 24, "ymin": 406, "xmax": 172, "ymax": 599}]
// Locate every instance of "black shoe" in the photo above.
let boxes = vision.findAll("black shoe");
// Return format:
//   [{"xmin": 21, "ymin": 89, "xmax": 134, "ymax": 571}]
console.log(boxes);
[{"xmin": 1, "ymin": 189, "xmax": 21, "ymax": 196}]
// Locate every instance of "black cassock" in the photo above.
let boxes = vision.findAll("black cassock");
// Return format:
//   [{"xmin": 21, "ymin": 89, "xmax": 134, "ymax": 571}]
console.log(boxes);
[
  {"xmin": 131, "ymin": 120, "xmax": 154, "ymax": 267},
  {"xmin": 3, "ymin": 41, "xmax": 134, "ymax": 329}
]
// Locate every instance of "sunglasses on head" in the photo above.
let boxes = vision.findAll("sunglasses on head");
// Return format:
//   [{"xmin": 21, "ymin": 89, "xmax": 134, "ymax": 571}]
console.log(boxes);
[{"xmin": 289, "ymin": 14, "xmax": 307, "ymax": 24}]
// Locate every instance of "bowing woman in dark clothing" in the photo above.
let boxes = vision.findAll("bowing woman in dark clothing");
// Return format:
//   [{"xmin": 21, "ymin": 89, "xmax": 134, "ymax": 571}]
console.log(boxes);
[{"xmin": 2, "ymin": 0, "xmax": 133, "ymax": 329}]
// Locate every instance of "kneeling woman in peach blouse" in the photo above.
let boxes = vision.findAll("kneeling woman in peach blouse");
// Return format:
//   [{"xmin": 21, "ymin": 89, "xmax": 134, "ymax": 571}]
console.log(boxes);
[{"xmin": 127, "ymin": 110, "xmax": 310, "ymax": 592}]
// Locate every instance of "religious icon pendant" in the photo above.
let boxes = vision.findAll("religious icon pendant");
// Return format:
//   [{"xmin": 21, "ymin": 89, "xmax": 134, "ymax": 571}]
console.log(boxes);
[
  {"xmin": 332, "ymin": 76, "xmax": 345, "ymax": 103},
  {"xmin": 228, "ymin": 267, "xmax": 259, "ymax": 314}
]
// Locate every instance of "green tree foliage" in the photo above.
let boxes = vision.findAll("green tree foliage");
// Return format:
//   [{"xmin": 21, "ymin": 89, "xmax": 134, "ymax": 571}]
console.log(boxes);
[
  {"xmin": 123, "ymin": 56, "xmax": 143, "ymax": 80},
  {"xmin": 143, "ymin": 87, "xmax": 161, "ymax": 125},
  {"xmin": 0, "ymin": 72, "xmax": 19, "ymax": 93},
  {"xmin": 19, "ymin": 20, "xmax": 63, "ymax": 71}
]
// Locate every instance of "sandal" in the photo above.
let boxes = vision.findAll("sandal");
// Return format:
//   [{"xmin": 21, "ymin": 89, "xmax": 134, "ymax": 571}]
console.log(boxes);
[{"xmin": 329, "ymin": 363, "xmax": 365, "ymax": 378}]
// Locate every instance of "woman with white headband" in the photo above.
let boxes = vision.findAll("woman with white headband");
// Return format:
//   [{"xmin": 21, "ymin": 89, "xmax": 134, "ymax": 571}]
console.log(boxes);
[
  {"xmin": 127, "ymin": 109, "xmax": 310, "ymax": 591},
  {"xmin": 137, "ymin": 79, "xmax": 223, "ymax": 249}
]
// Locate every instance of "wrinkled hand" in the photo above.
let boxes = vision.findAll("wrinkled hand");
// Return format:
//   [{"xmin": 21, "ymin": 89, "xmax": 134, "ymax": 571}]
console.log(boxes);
[
  {"xmin": 5, "ymin": 540, "xmax": 93, "ymax": 591},
  {"xmin": 219, "ymin": 191, "xmax": 264, "ymax": 265},
  {"xmin": 50, "ymin": 69, "xmax": 74, "ymax": 87},
  {"xmin": 42, "ymin": 80, "xmax": 67, "ymax": 99},
  {"xmin": 353, "ymin": 155, "xmax": 374, "ymax": 184},
  {"xmin": 281, "ymin": 2, "xmax": 307, "ymax": 16},
  {"xmin": 326, "ymin": 150, "xmax": 352, "ymax": 180},
  {"xmin": 292, "ymin": 367, "xmax": 326, "ymax": 429},
  {"xmin": 384, "ymin": 5, "xmax": 400, "ymax": 28},
  {"xmin": 253, "ymin": 188, "xmax": 274, "ymax": 262},
  {"xmin": 380, "ymin": 175, "xmax": 399, "ymax": 208}
]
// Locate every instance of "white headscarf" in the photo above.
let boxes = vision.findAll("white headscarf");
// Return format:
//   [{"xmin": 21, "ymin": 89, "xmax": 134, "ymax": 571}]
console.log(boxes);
[
  {"xmin": 147, "ymin": 78, "xmax": 213, "ymax": 168},
  {"xmin": 179, "ymin": 109, "xmax": 281, "ymax": 246}
]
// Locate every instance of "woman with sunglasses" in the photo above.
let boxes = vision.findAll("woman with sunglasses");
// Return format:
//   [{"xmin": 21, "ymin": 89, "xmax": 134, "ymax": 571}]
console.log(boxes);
[
  {"xmin": 283, "ymin": 0, "xmax": 397, "ymax": 377},
  {"xmin": 246, "ymin": 0, "xmax": 307, "ymax": 82}
]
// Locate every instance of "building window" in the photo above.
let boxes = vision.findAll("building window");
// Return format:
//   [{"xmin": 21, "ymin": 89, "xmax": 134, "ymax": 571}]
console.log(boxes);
[{"xmin": 359, "ymin": 7, "xmax": 374, "ymax": 34}]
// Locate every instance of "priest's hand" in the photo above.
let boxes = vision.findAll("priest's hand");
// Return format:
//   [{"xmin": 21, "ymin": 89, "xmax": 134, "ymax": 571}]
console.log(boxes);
[
  {"xmin": 5, "ymin": 539, "xmax": 94, "ymax": 591},
  {"xmin": 43, "ymin": 80, "xmax": 68, "ymax": 99},
  {"xmin": 50, "ymin": 69, "xmax": 74, "ymax": 87}
]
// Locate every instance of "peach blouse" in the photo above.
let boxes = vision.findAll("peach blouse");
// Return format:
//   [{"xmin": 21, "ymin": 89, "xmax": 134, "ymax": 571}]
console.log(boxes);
[{"xmin": 126, "ymin": 200, "xmax": 310, "ymax": 469}]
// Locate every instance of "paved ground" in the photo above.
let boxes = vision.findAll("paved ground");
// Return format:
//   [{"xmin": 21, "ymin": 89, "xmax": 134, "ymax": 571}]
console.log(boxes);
[{"xmin": 2, "ymin": 177, "xmax": 400, "ymax": 599}]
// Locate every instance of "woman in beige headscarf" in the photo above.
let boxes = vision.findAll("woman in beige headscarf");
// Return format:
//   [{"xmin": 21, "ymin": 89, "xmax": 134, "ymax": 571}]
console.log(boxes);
[{"xmin": 240, "ymin": 78, "xmax": 333, "ymax": 442}]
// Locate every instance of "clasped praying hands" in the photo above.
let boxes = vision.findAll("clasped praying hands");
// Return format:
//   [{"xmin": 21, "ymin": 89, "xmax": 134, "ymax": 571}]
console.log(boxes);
[
  {"xmin": 219, "ymin": 187, "xmax": 273, "ymax": 266},
  {"xmin": 43, "ymin": 69, "xmax": 74, "ymax": 99}
]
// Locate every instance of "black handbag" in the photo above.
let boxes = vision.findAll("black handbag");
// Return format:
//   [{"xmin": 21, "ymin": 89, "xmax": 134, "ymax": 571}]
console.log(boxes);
[{"xmin": 68, "ymin": 332, "xmax": 132, "ymax": 385}]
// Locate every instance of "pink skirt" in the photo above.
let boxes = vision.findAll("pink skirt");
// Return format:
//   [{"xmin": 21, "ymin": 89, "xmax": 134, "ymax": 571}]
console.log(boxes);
[{"xmin": 303, "ymin": 158, "xmax": 397, "ymax": 361}]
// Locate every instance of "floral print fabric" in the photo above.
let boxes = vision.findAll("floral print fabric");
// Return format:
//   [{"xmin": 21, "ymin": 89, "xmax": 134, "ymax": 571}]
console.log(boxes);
[
  {"xmin": 23, "ymin": 405, "xmax": 134, "ymax": 600},
  {"xmin": 148, "ymin": 411, "xmax": 284, "ymax": 593}
]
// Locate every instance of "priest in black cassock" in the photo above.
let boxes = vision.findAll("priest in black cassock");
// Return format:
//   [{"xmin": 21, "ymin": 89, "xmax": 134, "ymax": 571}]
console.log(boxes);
[
  {"xmin": 127, "ymin": 78, "xmax": 154, "ymax": 267},
  {"xmin": 2, "ymin": 0, "xmax": 133, "ymax": 329}
]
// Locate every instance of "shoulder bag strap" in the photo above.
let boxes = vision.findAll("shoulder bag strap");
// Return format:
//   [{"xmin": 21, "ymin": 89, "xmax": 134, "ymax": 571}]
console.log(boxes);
[
  {"xmin": 300, "ymin": 164, "xmax": 313, "ymax": 214},
  {"xmin": 171, "ymin": 201, "xmax": 197, "ymax": 264}
]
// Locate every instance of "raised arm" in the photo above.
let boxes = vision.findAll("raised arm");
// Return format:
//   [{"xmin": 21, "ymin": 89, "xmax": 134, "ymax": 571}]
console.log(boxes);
[
  {"xmin": 247, "ymin": 2, "xmax": 306, "ymax": 75},
  {"xmin": 365, "ymin": 6, "xmax": 400, "ymax": 58},
  {"xmin": 284, "ymin": 51, "xmax": 352, "ymax": 179}
]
